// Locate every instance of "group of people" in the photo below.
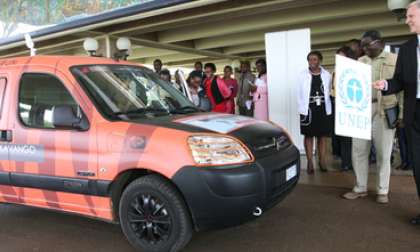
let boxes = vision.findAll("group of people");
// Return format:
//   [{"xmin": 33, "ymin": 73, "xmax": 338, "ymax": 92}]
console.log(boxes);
[
  {"xmin": 152, "ymin": 58, "xmax": 270, "ymax": 121},
  {"xmin": 152, "ymin": 0, "xmax": 420, "ymax": 224},
  {"xmin": 298, "ymin": 1, "xmax": 420, "ymax": 225},
  {"xmin": 299, "ymin": 30, "xmax": 404, "ymax": 204}
]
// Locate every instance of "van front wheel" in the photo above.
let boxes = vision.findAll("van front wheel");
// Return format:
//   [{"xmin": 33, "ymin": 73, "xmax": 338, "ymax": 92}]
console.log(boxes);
[{"xmin": 119, "ymin": 174, "xmax": 192, "ymax": 252}]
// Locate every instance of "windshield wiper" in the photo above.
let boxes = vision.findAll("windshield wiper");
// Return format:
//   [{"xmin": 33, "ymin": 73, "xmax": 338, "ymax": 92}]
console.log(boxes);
[
  {"xmin": 169, "ymin": 106, "xmax": 201, "ymax": 114},
  {"xmin": 115, "ymin": 106, "xmax": 200, "ymax": 118},
  {"xmin": 114, "ymin": 107, "xmax": 170, "ymax": 117}
]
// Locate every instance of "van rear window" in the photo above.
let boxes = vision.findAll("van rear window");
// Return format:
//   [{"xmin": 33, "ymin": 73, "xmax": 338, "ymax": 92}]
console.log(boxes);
[
  {"xmin": 0, "ymin": 78, "xmax": 6, "ymax": 119},
  {"xmin": 18, "ymin": 73, "xmax": 78, "ymax": 129}
]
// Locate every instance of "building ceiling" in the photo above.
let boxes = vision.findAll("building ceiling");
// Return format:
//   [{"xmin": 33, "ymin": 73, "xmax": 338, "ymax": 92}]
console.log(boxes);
[{"xmin": 0, "ymin": 0, "xmax": 412, "ymax": 69}]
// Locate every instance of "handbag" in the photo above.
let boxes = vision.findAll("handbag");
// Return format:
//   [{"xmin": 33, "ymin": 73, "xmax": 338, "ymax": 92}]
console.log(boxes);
[
  {"xmin": 384, "ymin": 105, "xmax": 399, "ymax": 129},
  {"xmin": 198, "ymin": 89, "xmax": 212, "ymax": 112}
]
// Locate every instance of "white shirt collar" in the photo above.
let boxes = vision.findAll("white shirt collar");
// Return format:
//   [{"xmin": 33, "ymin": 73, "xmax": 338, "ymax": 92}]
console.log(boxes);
[
  {"xmin": 417, "ymin": 34, "xmax": 420, "ymax": 46},
  {"xmin": 306, "ymin": 66, "xmax": 326, "ymax": 75}
]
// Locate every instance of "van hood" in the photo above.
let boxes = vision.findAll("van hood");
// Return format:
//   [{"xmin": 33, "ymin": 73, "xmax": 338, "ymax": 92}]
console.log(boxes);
[
  {"xmin": 173, "ymin": 113, "xmax": 271, "ymax": 134},
  {"xmin": 131, "ymin": 113, "xmax": 273, "ymax": 134},
  {"xmin": 131, "ymin": 113, "xmax": 291, "ymax": 157}
]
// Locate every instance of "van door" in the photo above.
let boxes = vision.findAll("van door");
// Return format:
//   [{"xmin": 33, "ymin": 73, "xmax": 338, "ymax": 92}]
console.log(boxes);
[
  {"xmin": 8, "ymin": 67, "xmax": 100, "ymax": 208},
  {"xmin": 0, "ymin": 75, "xmax": 16, "ymax": 203}
]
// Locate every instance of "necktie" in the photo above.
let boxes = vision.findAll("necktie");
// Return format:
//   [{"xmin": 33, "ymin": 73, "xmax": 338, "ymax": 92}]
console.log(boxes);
[{"xmin": 417, "ymin": 46, "xmax": 420, "ymax": 98}]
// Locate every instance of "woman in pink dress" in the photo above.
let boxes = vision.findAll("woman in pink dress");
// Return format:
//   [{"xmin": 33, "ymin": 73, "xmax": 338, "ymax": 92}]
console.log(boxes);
[
  {"xmin": 252, "ymin": 59, "xmax": 268, "ymax": 120},
  {"xmin": 223, "ymin": 65, "xmax": 238, "ymax": 114}
]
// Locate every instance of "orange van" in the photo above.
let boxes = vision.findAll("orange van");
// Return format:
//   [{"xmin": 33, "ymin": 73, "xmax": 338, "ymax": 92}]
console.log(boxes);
[{"xmin": 0, "ymin": 56, "xmax": 300, "ymax": 252}]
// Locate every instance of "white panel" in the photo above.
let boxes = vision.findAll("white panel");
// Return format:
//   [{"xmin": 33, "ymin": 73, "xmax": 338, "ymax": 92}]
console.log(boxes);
[
  {"xmin": 335, "ymin": 55, "xmax": 372, "ymax": 140},
  {"xmin": 265, "ymin": 29, "xmax": 311, "ymax": 152}
]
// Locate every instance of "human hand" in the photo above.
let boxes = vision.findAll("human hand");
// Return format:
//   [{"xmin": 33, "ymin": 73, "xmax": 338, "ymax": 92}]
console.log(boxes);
[
  {"xmin": 397, "ymin": 119, "xmax": 405, "ymax": 128},
  {"xmin": 250, "ymin": 84, "xmax": 257, "ymax": 92},
  {"xmin": 373, "ymin": 80, "xmax": 386, "ymax": 90}
]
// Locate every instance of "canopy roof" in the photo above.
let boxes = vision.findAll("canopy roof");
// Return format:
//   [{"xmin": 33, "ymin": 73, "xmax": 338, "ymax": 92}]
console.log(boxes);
[{"xmin": 0, "ymin": 0, "xmax": 412, "ymax": 68}]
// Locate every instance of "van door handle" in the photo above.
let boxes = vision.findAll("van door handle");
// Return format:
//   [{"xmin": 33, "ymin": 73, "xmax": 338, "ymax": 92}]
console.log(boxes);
[{"xmin": 0, "ymin": 130, "xmax": 12, "ymax": 142}]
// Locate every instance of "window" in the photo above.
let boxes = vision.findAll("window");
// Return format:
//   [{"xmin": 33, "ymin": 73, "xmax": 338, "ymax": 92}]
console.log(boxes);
[
  {"xmin": 71, "ymin": 65, "xmax": 194, "ymax": 120},
  {"xmin": 19, "ymin": 73, "xmax": 79, "ymax": 129},
  {"xmin": 0, "ymin": 78, "xmax": 7, "ymax": 119}
]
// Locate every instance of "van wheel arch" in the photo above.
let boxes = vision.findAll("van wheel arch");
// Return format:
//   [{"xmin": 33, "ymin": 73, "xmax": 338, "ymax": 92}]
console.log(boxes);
[{"xmin": 109, "ymin": 169, "xmax": 194, "ymax": 227}]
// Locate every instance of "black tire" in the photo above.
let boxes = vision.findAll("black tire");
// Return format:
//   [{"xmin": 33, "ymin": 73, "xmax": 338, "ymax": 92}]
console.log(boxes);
[{"xmin": 119, "ymin": 174, "xmax": 193, "ymax": 252}]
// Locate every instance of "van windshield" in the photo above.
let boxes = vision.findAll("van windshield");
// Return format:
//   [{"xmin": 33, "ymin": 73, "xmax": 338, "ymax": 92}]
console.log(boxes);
[{"xmin": 71, "ymin": 65, "xmax": 198, "ymax": 119}]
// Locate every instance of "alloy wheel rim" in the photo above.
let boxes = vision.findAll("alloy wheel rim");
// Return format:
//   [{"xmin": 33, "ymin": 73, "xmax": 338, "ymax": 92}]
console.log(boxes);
[{"xmin": 128, "ymin": 193, "xmax": 172, "ymax": 244}]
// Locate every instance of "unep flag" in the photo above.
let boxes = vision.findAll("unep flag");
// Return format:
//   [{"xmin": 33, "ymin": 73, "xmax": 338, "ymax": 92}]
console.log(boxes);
[{"xmin": 335, "ymin": 55, "xmax": 372, "ymax": 140}]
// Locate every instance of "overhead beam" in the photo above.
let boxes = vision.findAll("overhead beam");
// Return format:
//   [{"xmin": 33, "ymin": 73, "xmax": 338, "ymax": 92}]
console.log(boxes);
[
  {"xmin": 312, "ymin": 25, "xmax": 409, "ymax": 45},
  {"xmin": 166, "ymin": 57, "xmax": 224, "ymax": 67},
  {"xmin": 224, "ymin": 43, "xmax": 266, "ymax": 55},
  {"xmin": 157, "ymin": 0, "xmax": 388, "ymax": 43},
  {"xmin": 131, "ymin": 27, "xmax": 411, "ymax": 65},
  {"xmin": 222, "ymin": 25, "xmax": 410, "ymax": 55},
  {"xmin": 141, "ymin": 53, "xmax": 209, "ymax": 65},
  {"xmin": 194, "ymin": 12, "xmax": 401, "ymax": 50},
  {"xmin": 126, "ymin": 36, "xmax": 242, "ymax": 60},
  {"xmin": 0, "ymin": 31, "xmax": 107, "ymax": 58},
  {"xmin": 0, "ymin": 0, "xmax": 228, "ymax": 52},
  {"xmin": 128, "ymin": 47, "xmax": 178, "ymax": 59},
  {"xmin": 105, "ymin": 0, "xmax": 338, "ymax": 36}
]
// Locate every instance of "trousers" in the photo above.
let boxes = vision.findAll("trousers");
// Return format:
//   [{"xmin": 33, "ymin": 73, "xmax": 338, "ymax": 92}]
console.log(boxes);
[{"xmin": 352, "ymin": 104, "xmax": 396, "ymax": 195}]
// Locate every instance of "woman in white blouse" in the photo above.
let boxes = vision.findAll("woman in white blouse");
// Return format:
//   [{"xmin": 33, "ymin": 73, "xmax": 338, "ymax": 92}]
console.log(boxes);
[{"xmin": 297, "ymin": 51, "xmax": 333, "ymax": 174}]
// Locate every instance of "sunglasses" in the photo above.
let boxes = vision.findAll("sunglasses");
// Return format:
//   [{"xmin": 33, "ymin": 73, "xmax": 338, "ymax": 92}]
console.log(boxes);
[{"xmin": 361, "ymin": 39, "xmax": 381, "ymax": 49}]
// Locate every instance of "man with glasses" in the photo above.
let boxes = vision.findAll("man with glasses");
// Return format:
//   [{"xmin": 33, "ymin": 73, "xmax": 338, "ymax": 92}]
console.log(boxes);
[{"xmin": 343, "ymin": 30, "xmax": 401, "ymax": 204}]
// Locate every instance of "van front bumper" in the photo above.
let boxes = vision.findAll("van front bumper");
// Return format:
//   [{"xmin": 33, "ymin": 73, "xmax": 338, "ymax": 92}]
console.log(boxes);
[{"xmin": 172, "ymin": 145, "xmax": 300, "ymax": 231}]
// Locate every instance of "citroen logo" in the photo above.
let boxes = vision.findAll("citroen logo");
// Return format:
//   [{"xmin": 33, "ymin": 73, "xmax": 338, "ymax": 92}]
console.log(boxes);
[
  {"xmin": 255, "ymin": 137, "xmax": 277, "ymax": 151},
  {"xmin": 274, "ymin": 137, "xmax": 281, "ymax": 151}
]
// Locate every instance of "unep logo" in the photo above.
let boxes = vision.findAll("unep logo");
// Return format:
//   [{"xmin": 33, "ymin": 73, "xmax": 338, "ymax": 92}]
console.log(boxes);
[{"xmin": 338, "ymin": 68, "xmax": 370, "ymax": 112}]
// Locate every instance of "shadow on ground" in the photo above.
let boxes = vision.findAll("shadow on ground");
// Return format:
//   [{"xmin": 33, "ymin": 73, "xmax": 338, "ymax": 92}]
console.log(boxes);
[{"xmin": 0, "ymin": 177, "xmax": 419, "ymax": 252}]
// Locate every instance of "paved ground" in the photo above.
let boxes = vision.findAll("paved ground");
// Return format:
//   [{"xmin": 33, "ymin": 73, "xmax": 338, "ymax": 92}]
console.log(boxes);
[{"xmin": 0, "ymin": 171, "xmax": 419, "ymax": 252}]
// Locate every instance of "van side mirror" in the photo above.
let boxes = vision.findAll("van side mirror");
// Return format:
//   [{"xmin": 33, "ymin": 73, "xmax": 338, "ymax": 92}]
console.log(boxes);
[{"xmin": 52, "ymin": 105, "xmax": 89, "ymax": 131}]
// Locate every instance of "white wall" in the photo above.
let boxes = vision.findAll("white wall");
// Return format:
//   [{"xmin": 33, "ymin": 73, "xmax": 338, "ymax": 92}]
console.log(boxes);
[{"xmin": 265, "ymin": 29, "xmax": 311, "ymax": 152}]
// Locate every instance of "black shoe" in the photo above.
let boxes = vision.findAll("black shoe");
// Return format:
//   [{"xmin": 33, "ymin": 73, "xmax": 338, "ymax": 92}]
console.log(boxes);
[
  {"xmin": 341, "ymin": 166, "xmax": 350, "ymax": 172},
  {"xmin": 402, "ymin": 164, "xmax": 412, "ymax": 171},
  {"xmin": 319, "ymin": 162, "xmax": 327, "ymax": 172},
  {"xmin": 396, "ymin": 162, "xmax": 407, "ymax": 170},
  {"xmin": 410, "ymin": 214, "xmax": 420, "ymax": 225},
  {"xmin": 307, "ymin": 162, "xmax": 314, "ymax": 175}
]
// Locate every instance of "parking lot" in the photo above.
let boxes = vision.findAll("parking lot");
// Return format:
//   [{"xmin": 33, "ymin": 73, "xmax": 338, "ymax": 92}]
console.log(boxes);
[{"xmin": 0, "ymin": 171, "xmax": 419, "ymax": 252}]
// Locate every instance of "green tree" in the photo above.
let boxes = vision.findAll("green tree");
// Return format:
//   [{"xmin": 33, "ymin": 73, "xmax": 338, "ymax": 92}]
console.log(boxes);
[{"xmin": 1, "ymin": 0, "xmax": 154, "ymax": 38}]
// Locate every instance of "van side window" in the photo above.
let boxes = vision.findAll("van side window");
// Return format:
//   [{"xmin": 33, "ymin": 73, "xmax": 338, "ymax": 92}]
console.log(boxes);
[
  {"xmin": 19, "ymin": 73, "xmax": 78, "ymax": 129},
  {"xmin": 0, "ymin": 78, "xmax": 6, "ymax": 119}
]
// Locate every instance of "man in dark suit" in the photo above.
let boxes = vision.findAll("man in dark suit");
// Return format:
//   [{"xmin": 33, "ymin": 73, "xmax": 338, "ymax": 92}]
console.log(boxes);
[{"xmin": 374, "ymin": 1, "xmax": 420, "ymax": 224}]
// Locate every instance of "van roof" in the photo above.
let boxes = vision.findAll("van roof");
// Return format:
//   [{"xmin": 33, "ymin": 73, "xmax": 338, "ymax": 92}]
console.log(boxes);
[{"xmin": 0, "ymin": 55, "xmax": 140, "ymax": 69}]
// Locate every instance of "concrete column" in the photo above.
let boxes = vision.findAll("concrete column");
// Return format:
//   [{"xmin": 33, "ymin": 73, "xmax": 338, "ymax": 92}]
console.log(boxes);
[{"xmin": 96, "ymin": 36, "xmax": 118, "ymax": 58}]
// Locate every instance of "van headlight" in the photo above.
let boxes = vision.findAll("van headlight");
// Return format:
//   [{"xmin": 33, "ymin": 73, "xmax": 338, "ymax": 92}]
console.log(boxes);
[{"xmin": 187, "ymin": 135, "xmax": 254, "ymax": 165}]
